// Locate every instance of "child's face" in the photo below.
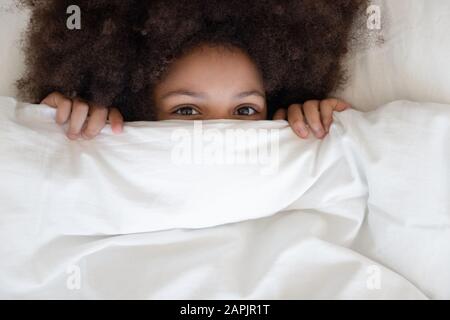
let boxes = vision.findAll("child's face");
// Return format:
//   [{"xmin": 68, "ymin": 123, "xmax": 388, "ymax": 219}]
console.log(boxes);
[{"xmin": 153, "ymin": 44, "xmax": 267, "ymax": 120}]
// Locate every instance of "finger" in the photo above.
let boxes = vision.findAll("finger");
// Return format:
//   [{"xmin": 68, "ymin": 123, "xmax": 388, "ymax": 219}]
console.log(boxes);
[
  {"xmin": 273, "ymin": 108, "xmax": 287, "ymax": 120},
  {"xmin": 323, "ymin": 98, "xmax": 352, "ymax": 112},
  {"xmin": 41, "ymin": 92, "xmax": 72, "ymax": 125},
  {"xmin": 82, "ymin": 105, "xmax": 108, "ymax": 140},
  {"xmin": 67, "ymin": 99, "xmax": 89, "ymax": 140},
  {"xmin": 108, "ymin": 108, "xmax": 124, "ymax": 134},
  {"xmin": 319, "ymin": 100, "xmax": 335, "ymax": 133},
  {"xmin": 287, "ymin": 104, "xmax": 309, "ymax": 139},
  {"xmin": 303, "ymin": 100, "xmax": 326, "ymax": 139},
  {"xmin": 336, "ymin": 99, "xmax": 352, "ymax": 112}
]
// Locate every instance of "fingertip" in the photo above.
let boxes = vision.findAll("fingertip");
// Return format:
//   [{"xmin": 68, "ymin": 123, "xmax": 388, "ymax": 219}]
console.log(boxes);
[
  {"xmin": 310, "ymin": 124, "xmax": 325, "ymax": 138},
  {"xmin": 112, "ymin": 124, "xmax": 123, "ymax": 135},
  {"xmin": 294, "ymin": 122, "xmax": 309, "ymax": 139},
  {"xmin": 67, "ymin": 132, "xmax": 80, "ymax": 141},
  {"xmin": 338, "ymin": 101, "xmax": 352, "ymax": 112}
]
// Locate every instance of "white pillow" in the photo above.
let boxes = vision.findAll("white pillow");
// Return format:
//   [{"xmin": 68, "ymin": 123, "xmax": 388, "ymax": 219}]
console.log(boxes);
[
  {"xmin": 336, "ymin": 0, "xmax": 450, "ymax": 110},
  {"xmin": 1, "ymin": 0, "xmax": 450, "ymax": 110},
  {"xmin": 0, "ymin": 1, "xmax": 28, "ymax": 98}
]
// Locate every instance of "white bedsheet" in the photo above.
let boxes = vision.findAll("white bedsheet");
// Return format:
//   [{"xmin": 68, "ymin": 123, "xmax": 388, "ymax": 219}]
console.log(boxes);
[{"xmin": 0, "ymin": 96, "xmax": 448, "ymax": 299}]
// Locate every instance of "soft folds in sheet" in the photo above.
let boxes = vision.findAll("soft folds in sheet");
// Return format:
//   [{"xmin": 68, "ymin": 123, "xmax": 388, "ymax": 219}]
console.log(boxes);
[
  {"xmin": 0, "ymin": 96, "xmax": 448, "ymax": 299},
  {"xmin": 0, "ymin": 97, "xmax": 370, "ymax": 236}
]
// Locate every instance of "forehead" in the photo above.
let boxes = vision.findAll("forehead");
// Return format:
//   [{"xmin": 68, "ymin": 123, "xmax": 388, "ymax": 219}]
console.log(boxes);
[{"xmin": 155, "ymin": 45, "xmax": 264, "ymax": 92}]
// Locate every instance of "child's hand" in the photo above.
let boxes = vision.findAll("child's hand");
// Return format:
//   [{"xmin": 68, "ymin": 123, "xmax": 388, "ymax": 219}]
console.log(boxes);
[
  {"xmin": 273, "ymin": 98, "xmax": 351, "ymax": 139},
  {"xmin": 41, "ymin": 92, "xmax": 124, "ymax": 140}
]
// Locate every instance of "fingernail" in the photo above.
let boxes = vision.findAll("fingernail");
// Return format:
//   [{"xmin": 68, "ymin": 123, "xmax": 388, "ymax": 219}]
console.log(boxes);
[
  {"xmin": 67, "ymin": 132, "xmax": 79, "ymax": 140},
  {"xmin": 112, "ymin": 126, "xmax": 123, "ymax": 134},
  {"xmin": 296, "ymin": 123, "xmax": 309, "ymax": 138},
  {"xmin": 313, "ymin": 126, "xmax": 324, "ymax": 136}
]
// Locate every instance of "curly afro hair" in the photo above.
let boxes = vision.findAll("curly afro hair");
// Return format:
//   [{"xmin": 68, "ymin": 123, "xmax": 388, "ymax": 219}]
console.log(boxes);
[{"xmin": 16, "ymin": 0, "xmax": 367, "ymax": 121}]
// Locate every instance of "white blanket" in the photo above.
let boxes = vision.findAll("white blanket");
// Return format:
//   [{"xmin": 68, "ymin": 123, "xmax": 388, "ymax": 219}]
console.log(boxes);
[{"xmin": 0, "ymin": 96, "xmax": 449, "ymax": 299}]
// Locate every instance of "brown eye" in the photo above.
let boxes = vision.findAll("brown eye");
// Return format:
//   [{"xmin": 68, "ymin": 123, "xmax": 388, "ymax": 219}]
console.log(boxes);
[
  {"xmin": 235, "ymin": 106, "xmax": 258, "ymax": 116},
  {"xmin": 174, "ymin": 106, "xmax": 200, "ymax": 116}
]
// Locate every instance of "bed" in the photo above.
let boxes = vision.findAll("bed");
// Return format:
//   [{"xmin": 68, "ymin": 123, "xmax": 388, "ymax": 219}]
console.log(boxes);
[{"xmin": 0, "ymin": 0, "xmax": 449, "ymax": 299}]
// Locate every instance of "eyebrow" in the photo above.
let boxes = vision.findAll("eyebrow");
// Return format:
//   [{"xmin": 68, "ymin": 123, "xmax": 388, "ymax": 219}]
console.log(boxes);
[{"xmin": 160, "ymin": 89, "xmax": 266, "ymax": 100}]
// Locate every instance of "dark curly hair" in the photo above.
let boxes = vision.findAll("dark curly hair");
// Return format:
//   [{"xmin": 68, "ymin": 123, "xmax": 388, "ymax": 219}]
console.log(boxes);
[{"xmin": 16, "ymin": 0, "xmax": 367, "ymax": 121}]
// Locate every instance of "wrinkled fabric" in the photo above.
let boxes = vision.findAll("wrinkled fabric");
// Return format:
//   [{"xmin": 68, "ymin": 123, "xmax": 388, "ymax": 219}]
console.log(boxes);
[{"xmin": 0, "ymin": 96, "xmax": 448, "ymax": 299}]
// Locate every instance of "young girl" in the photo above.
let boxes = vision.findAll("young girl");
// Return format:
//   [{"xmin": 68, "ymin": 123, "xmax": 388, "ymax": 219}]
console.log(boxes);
[{"xmin": 17, "ymin": 0, "xmax": 365, "ymax": 140}]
